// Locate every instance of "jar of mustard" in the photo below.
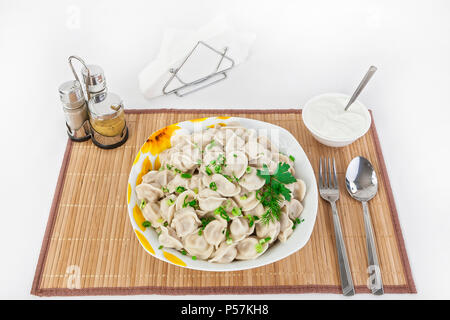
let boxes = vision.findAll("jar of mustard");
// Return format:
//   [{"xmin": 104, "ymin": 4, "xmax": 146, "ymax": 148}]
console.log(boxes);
[{"xmin": 82, "ymin": 65, "xmax": 128, "ymax": 149}]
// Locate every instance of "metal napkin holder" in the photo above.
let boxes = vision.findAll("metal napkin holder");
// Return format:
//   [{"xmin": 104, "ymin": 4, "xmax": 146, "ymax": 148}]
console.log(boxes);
[{"xmin": 162, "ymin": 41, "xmax": 235, "ymax": 97}]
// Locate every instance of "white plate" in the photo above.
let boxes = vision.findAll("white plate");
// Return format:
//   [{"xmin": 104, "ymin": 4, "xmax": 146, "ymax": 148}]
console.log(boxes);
[{"xmin": 127, "ymin": 116, "xmax": 318, "ymax": 271}]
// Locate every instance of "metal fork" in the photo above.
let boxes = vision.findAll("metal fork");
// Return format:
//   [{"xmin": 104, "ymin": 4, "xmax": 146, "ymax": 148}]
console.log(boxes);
[{"xmin": 319, "ymin": 157, "xmax": 355, "ymax": 296}]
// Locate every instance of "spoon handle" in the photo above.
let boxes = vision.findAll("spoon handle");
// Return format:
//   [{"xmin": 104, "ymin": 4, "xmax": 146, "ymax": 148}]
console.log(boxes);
[
  {"xmin": 330, "ymin": 201, "xmax": 355, "ymax": 296},
  {"xmin": 362, "ymin": 201, "xmax": 384, "ymax": 295},
  {"xmin": 344, "ymin": 66, "xmax": 377, "ymax": 111}
]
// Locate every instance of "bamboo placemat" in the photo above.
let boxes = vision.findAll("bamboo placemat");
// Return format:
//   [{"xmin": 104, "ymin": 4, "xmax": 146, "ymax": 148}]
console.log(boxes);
[{"xmin": 31, "ymin": 109, "xmax": 415, "ymax": 296}]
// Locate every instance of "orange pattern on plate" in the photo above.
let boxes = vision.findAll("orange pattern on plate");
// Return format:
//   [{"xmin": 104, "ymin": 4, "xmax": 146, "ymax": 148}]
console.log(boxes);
[
  {"xmin": 133, "ymin": 204, "xmax": 146, "ymax": 232},
  {"xmin": 216, "ymin": 116, "xmax": 230, "ymax": 119},
  {"xmin": 133, "ymin": 150, "xmax": 141, "ymax": 165},
  {"xmin": 136, "ymin": 156, "xmax": 152, "ymax": 186},
  {"xmin": 190, "ymin": 117, "xmax": 208, "ymax": 123},
  {"xmin": 127, "ymin": 183, "xmax": 131, "ymax": 204},
  {"xmin": 207, "ymin": 123, "xmax": 227, "ymax": 128},
  {"xmin": 163, "ymin": 251, "xmax": 187, "ymax": 267},
  {"xmin": 134, "ymin": 229, "xmax": 155, "ymax": 254},
  {"xmin": 154, "ymin": 154, "xmax": 161, "ymax": 170},
  {"xmin": 140, "ymin": 124, "xmax": 180, "ymax": 156}
]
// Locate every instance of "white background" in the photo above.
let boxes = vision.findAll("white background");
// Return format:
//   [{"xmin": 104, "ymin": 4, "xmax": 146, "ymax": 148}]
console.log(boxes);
[{"xmin": 1, "ymin": 0, "xmax": 449, "ymax": 300}]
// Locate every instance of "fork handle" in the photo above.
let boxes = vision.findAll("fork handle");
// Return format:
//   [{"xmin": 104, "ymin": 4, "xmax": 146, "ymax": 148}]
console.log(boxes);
[
  {"xmin": 362, "ymin": 201, "xmax": 384, "ymax": 295},
  {"xmin": 330, "ymin": 201, "xmax": 355, "ymax": 296}
]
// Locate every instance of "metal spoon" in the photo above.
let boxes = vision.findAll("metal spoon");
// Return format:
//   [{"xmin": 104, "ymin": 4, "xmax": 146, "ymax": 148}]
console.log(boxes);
[
  {"xmin": 344, "ymin": 66, "xmax": 377, "ymax": 111},
  {"xmin": 345, "ymin": 156, "xmax": 384, "ymax": 295}
]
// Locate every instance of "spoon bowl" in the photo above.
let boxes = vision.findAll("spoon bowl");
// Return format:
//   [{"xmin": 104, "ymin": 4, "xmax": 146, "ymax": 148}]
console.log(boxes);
[
  {"xmin": 345, "ymin": 156, "xmax": 378, "ymax": 201},
  {"xmin": 345, "ymin": 156, "xmax": 384, "ymax": 295}
]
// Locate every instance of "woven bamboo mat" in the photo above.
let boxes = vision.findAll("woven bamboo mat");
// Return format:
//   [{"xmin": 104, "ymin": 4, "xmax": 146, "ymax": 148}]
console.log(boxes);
[{"xmin": 31, "ymin": 109, "xmax": 415, "ymax": 296}]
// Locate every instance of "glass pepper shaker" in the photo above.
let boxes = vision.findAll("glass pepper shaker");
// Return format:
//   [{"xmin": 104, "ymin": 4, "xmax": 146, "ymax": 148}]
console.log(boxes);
[
  {"xmin": 82, "ymin": 65, "xmax": 128, "ymax": 149},
  {"xmin": 58, "ymin": 80, "xmax": 90, "ymax": 141}
]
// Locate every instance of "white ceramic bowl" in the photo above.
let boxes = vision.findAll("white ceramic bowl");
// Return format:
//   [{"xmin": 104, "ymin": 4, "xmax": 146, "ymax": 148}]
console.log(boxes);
[
  {"xmin": 127, "ymin": 116, "xmax": 318, "ymax": 271},
  {"xmin": 303, "ymin": 93, "xmax": 371, "ymax": 147}
]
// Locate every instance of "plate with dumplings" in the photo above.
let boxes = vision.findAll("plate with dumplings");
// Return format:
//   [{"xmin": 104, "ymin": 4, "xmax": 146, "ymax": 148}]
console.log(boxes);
[{"xmin": 127, "ymin": 116, "xmax": 318, "ymax": 271}]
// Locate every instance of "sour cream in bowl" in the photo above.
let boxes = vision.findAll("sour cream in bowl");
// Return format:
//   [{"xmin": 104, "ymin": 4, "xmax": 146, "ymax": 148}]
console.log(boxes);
[{"xmin": 303, "ymin": 93, "xmax": 371, "ymax": 147}]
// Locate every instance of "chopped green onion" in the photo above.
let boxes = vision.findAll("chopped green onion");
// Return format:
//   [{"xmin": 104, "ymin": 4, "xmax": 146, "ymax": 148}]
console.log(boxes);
[
  {"xmin": 292, "ymin": 217, "xmax": 305, "ymax": 230},
  {"xmin": 161, "ymin": 186, "xmax": 169, "ymax": 193},
  {"xmin": 259, "ymin": 237, "xmax": 271, "ymax": 244},
  {"xmin": 240, "ymin": 194, "xmax": 248, "ymax": 200},
  {"xmin": 255, "ymin": 243, "xmax": 263, "ymax": 253},
  {"xmin": 142, "ymin": 221, "xmax": 151, "ymax": 228},
  {"xmin": 192, "ymin": 256, "xmax": 197, "ymax": 260},
  {"xmin": 181, "ymin": 173, "xmax": 192, "ymax": 179},
  {"xmin": 158, "ymin": 166, "xmax": 164, "ymax": 171},
  {"xmin": 175, "ymin": 186, "xmax": 186, "ymax": 193},
  {"xmin": 210, "ymin": 160, "xmax": 216, "ymax": 166},
  {"xmin": 158, "ymin": 245, "xmax": 163, "ymax": 250},
  {"xmin": 163, "ymin": 221, "xmax": 168, "ymax": 227},
  {"xmin": 209, "ymin": 182, "xmax": 217, "ymax": 191},
  {"xmin": 289, "ymin": 155, "xmax": 295, "ymax": 162},
  {"xmin": 174, "ymin": 168, "xmax": 182, "ymax": 174},
  {"xmin": 214, "ymin": 165, "xmax": 222, "ymax": 173},
  {"xmin": 139, "ymin": 199, "xmax": 147, "ymax": 210},
  {"xmin": 214, "ymin": 206, "xmax": 230, "ymax": 221},
  {"xmin": 222, "ymin": 174, "xmax": 233, "ymax": 182},
  {"xmin": 233, "ymin": 173, "xmax": 239, "ymax": 182},
  {"xmin": 225, "ymin": 229, "xmax": 233, "ymax": 244},
  {"xmin": 233, "ymin": 154, "xmax": 237, "ymax": 158},
  {"xmin": 207, "ymin": 140, "xmax": 216, "ymax": 150},
  {"xmin": 217, "ymin": 154, "xmax": 225, "ymax": 165},
  {"xmin": 198, "ymin": 230, "xmax": 203, "ymax": 236},
  {"xmin": 193, "ymin": 187, "xmax": 199, "ymax": 194},
  {"xmin": 166, "ymin": 164, "xmax": 173, "ymax": 170},
  {"xmin": 196, "ymin": 159, "xmax": 202, "ymax": 165},
  {"xmin": 181, "ymin": 249, "xmax": 187, "ymax": 255},
  {"xmin": 231, "ymin": 207, "xmax": 242, "ymax": 216},
  {"xmin": 205, "ymin": 166, "xmax": 213, "ymax": 176},
  {"xmin": 157, "ymin": 218, "xmax": 164, "ymax": 223},
  {"xmin": 166, "ymin": 198, "xmax": 175, "ymax": 206}
]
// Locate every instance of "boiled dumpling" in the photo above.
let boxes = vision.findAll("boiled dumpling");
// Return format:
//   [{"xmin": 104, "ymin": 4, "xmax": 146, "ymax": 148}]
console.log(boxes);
[
  {"xmin": 230, "ymin": 216, "xmax": 255, "ymax": 242},
  {"xmin": 255, "ymin": 220, "xmax": 280, "ymax": 244},
  {"xmin": 293, "ymin": 179, "xmax": 306, "ymax": 201},
  {"xmin": 209, "ymin": 242, "xmax": 237, "ymax": 263},
  {"xmin": 142, "ymin": 202, "xmax": 163, "ymax": 228},
  {"xmin": 278, "ymin": 212, "xmax": 294, "ymax": 243},
  {"xmin": 243, "ymin": 203, "xmax": 265, "ymax": 218},
  {"xmin": 170, "ymin": 207, "xmax": 201, "ymax": 238},
  {"xmin": 160, "ymin": 194, "xmax": 177, "ymax": 224},
  {"xmin": 203, "ymin": 219, "xmax": 227, "ymax": 247},
  {"xmin": 286, "ymin": 199, "xmax": 303, "ymax": 220},
  {"xmin": 234, "ymin": 189, "xmax": 259, "ymax": 211},
  {"xmin": 175, "ymin": 190, "xmax": 196, "ymax": 211},
  {"xmin": 211, "ymin": 174, "xmax": 241, "ymax": 197},
  {"xmin": 223, "ymin": 151, "xmax": 248, "ymax": 179},
  {"xmin": 236, "ymin": 236, "xmax": 268, "ymax": 260},
  {"xmin": 136, "ymin": 183, "xmax": 163, "ymax": 202},
  {"xmin": 238, "ymin": 167, "xmax": 265, "ymax": 191},
  {"xmin": 197, "ymin": 189, "xmax": 225, "ymax": 212},
  {"xmin": 183, "ymin": 231, "xmax": 214, "ymax": 260},
  {"xmin": 158, "ymin": 226, "xmax": 183, "ymax": 250}
]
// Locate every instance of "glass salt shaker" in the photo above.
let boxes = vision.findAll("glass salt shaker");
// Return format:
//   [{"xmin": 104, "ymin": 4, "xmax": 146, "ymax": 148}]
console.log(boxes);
[
  {"xmin": 82, "ymin": 65, "xmax": 128, "ymax": 149},
  {"xmin": 58, "ymin": 80, "xmax": 90, "ymax": 141}
]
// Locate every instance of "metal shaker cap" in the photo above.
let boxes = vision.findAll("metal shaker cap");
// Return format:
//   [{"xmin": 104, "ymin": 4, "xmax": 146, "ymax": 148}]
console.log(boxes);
[
  {"xmin": 82, "ymin": 64, "xmax": 106, "ymax": 93},
  {"xmin": 58, "ymin": 80, "xmax": 85, "ymax": 109}
]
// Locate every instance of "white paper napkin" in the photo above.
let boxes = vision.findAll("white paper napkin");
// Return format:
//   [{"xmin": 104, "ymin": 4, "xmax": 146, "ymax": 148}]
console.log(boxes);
[{"xmin": 138, "ymin": 15, "xmax": 256, "ymax": 99}]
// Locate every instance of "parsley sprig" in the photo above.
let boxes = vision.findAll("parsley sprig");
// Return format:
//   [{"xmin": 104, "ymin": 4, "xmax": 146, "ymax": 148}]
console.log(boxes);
[{"xmin": 256, "ymin": 162, "xmax": 296, "ymax": 224}]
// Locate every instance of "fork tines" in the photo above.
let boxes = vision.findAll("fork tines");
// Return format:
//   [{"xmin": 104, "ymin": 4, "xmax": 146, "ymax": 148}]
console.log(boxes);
[{"xmin": 319, "ymin": 157, "xmax": 338, "ymax": 189}]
